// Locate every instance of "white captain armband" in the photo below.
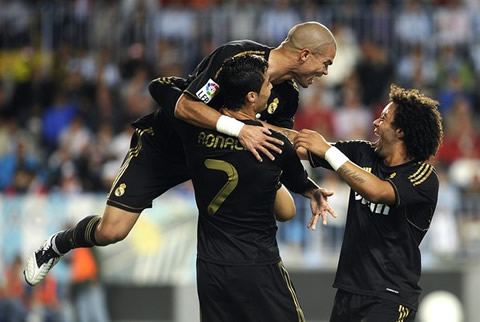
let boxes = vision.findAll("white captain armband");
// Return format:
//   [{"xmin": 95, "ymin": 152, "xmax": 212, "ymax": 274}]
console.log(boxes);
[
  {"xmin": 216, "ymin": 115, "xmax": 245, "ymax": 137},
  {"xmin": 324, "ymin": 146, "xmax": 349, "ymax": 171}
]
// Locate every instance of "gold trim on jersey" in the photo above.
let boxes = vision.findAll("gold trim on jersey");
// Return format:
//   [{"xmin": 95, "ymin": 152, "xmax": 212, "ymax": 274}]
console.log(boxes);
[
  {"xmin": 107, "ymin": 127, "xmax": 155, "ymax": 200},
  {"xmin": 278, "ymin": 262, "xmax": 306, "ymax": 322},
  {"xmin": 408, "ymin": 163, "xmax": 434, "ymax": 186},
  {"xmin": 396, "ymin": 304, "xmax": 410, "ymax": 321},
  {"xmin": 154, "ymin": 76, "xmax": 175, "ymax": 85},
  {"xmin": 107, "ymin": 199, "xmax": 146, "ymax": 212},
  {"xmin": 287, "ymin": 79, "xmax": 299, "ymax": 92}
]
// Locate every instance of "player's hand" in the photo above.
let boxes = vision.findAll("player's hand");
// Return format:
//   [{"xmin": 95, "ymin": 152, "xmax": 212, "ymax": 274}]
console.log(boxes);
[
  {"xmin": 308, "ymin": 188, "xmax": 337, "ymax": 230},
  {"xmin": 296, "ymin": 146, "xmax": 308, "ymax": 160},
  {"xmin": 294, "ymin": 129, "xmax": 331, "ymax": 158},
  {"xmin": 238, "ymin": 125, "xmax": 284, "ymax": 162}
]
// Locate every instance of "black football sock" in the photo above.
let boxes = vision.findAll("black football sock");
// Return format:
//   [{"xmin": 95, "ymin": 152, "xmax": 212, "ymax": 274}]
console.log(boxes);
[{"xmin": 53, "ymin": 215, "xmax": 101, "ymax": 254}]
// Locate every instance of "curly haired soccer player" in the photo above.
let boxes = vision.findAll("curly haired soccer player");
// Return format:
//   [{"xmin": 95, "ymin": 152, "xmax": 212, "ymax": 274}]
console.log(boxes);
[{"xmin": 295, "ymin": 84, "xmax": 443, "ymax": 322}]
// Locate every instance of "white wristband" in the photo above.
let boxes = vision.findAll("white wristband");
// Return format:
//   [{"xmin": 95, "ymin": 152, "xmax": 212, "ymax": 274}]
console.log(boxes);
[
  {"xmin": 216, "ymin": 115, "xmax": 245, "ymax": 137},
  {"xmin": 324, "ymin": 146, "xmax": 349, "ymax": 171}
]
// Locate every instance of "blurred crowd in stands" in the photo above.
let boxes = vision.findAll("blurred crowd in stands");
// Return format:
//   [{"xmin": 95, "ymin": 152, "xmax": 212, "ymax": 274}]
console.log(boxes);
[
  {"xmin": 0, "ymin": 0, "xmax": 478, "ymax": 250},
  {"xmin": 0, "ymin": 0, "xmax": 479, "ymax": 195},
  {"xmin": 1, "ymin": 0, "xmax": 480, "ymax": 320}
]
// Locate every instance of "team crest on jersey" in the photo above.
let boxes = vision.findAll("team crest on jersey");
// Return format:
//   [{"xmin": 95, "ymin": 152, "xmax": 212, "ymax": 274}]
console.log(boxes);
[
  {"xmin": 267, "ymin": 98, "xmax": 279, "ymax": 114},
  {"xmin": 115, "ymin": 183, "xmax": 126, "ymax": 197},
  {"xmin": 196, "ymin": 78, "xmax": 220, "ymax": 103}
]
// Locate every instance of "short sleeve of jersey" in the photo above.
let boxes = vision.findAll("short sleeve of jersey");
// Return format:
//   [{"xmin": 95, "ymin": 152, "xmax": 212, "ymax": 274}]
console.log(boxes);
[
  {"xmin": 184, "ymin": 41, "xmax": 270, "ymax": 109},
  {"xmin": 272, "ymin": 131, "xmax": 313, "ymax": 194},
  {"xmin": 388, "ymin": 163, "xmax": 439, "ymax": 211}
]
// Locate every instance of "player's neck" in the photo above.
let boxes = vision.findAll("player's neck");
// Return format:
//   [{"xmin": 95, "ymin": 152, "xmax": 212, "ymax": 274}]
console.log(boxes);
[
  {"xmin": 383, "ymin": 144, "xmax": 413, "ymax": 167},
  {"xmin": 222, "ymin": 108, "xmax": 255, "ymax": 121},
  {"xmin": 268, "ymin": 48, "xmax": 294, "ymax": 84}
]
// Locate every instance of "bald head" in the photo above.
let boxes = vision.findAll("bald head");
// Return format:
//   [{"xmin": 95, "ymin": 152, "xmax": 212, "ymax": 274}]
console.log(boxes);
[{"xmin": 281, "ymin": 22, "xmax": 336, "ymax": 54}]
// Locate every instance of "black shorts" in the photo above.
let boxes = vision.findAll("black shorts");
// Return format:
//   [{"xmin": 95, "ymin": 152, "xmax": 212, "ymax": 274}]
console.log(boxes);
[
  {"xmin": 106, "ymin": 83, "xmax": 190, "ymax": 212},
  {"xmin": 330, "ymin": 289, "xmax": 416, "ymax": 322},
  {"xmin": 196, "ymin": 259, "xmax": 305, "ymax": 322}
]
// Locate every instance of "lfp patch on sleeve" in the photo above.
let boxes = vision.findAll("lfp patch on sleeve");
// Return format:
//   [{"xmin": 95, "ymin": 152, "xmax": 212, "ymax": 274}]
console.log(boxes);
[{"xmin": 196, "ymin": 79, "xmax": 220, "ymax": 103}]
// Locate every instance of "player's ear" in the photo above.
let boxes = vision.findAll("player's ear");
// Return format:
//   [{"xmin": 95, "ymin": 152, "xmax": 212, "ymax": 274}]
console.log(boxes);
[
  {"xmin": 396, "ymin": 128, "xmax": 404, "ymax": 138},
  {"xmin": 299, "ymin": 48, "xmax": 312, "ymax": 62},
  {"xmin": 246, "ymin": 91, "xmax": 257, "ymax": 103}
]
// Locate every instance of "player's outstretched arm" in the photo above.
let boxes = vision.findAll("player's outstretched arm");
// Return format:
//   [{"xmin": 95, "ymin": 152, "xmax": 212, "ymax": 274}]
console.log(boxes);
[
  {"xmin": 258, "ymin": 121, "xmax": 312, "ymax": 161},
  {"xmin": 294, "ymin": 129, "xmax": 396, "ymax": 205},
  {"xmin": 258, "ymin": 121, "xmax": 298, "ymax": 143},
  {"xmin": 175, "ymin": 94, "xmax": 284, "ymax": 162}
]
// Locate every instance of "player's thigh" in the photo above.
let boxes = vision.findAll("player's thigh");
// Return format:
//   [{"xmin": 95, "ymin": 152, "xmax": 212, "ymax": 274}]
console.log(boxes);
[
  {"xmin": 196, "ymin": 260, "xmax": 233, "ymax": 322},
  {"xmin": 106, "ymin": 126, "xmax": 189, "ymax": 213}
]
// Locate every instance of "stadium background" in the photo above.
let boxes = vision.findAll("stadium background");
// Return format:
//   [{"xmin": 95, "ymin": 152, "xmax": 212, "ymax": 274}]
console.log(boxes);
[{"xmin": 0, "ymin": 0, "xmax": 479, "ymax": 321}]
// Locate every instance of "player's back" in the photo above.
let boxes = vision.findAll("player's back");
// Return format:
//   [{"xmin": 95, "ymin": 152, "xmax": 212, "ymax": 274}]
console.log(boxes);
[{"xmin": 184, "ymin": 121, "xmax": 284, "ymax": 266}]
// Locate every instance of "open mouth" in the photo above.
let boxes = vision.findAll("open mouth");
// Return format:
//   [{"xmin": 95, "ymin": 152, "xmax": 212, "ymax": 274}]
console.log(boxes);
[{"xmin": 373, "ymin": 131, "xmax": 380, "ymax": 147}]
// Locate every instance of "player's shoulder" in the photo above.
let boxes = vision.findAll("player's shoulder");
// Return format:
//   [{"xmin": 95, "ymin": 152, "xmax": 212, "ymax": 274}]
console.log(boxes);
[
  {"xmin": 336, "ymin": 140, "xmax": 375, "ymax": 152},
  {"xmin": 273, "ymin": 79, "xmax": 299, "ymax": 94},
  {"xmin": 218, "ymin": 40, "xmax": 271, "ymax": 58},
  {"xmin": 269, "ymin": 129, "xmax": 292, "ymax": 145},
  {"xmin": 402, "ymin": 161, "xmax": 439, "ymax": 188}
]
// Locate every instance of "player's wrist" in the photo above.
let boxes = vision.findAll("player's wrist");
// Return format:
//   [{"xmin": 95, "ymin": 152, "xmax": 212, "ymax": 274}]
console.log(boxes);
[
  {"xmin": 216, "ymin": 115, "xmax": 244, "ymax": 137},
  {"xmin": 324, "ymin": 146, "xmax": 349, "ymax": 171}
]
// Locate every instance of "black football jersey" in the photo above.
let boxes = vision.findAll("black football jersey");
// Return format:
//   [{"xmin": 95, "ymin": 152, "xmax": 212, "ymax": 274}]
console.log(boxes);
[
  {"xmin": 309, "ymin": 141, "xmax": 439, "ymax": 309},
  {"xmin": 159, "ymin": 95, "xmax": 314, "ymax": 265},
  {"xmin": 183, "ymin": 40, "xmax": 299, "ymax": 129}
]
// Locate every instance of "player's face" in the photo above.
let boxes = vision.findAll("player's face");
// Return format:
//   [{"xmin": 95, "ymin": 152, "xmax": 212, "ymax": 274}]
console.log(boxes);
[
  {"xmin": 255, "ymin": 71, "xmax": 273, "ymax": 113},
  {"xmin": 373, "ymin": 102, "xmax": 398, "ymax": 158},
  {"xmin": 294, "ymin": 44, "xmax": 336, "ymax": 88}
]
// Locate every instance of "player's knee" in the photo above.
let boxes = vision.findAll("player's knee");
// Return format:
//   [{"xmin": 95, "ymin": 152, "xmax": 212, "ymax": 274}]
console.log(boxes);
[{"xmin": 96, "ymin": 224, "xmax": 129, "ymax": 245}]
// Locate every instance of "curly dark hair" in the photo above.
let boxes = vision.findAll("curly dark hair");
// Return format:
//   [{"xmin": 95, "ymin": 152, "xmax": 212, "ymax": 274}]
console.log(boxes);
[
  {"xmin": 389, "ymin": 84, "xmax": 443, "ymax": 161},
  {"xmin": 216, "ymin": 54, "xmax": 269, "ymax": 111}
]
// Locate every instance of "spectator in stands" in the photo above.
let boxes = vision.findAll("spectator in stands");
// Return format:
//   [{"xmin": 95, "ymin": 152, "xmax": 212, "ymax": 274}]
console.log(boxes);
[
  {"xmin": 257, "ymin": 0, "xmax": 301, "ymax": 45},
  {"xmin": 0, "ymin": 134, "xmax": 43, "ymax": 193},
  {"xmin": 333, "ymin": 86, "xmax": 373, "ymax": 140},
  {"xmin": 41, "ymin": 90, "xmax": 78, "ymax": 153},
  {"xmin": 437, "ymin": 97, "xmax": 480, "ymax": 165},
  {"xmin": 396, "ymin": 45, "xmax": 437, "ymax": 92},
  {"xmin": 71, "ymin": 248, "xmax": 110, "ymax": 322},
  {"xmin": 355, "ymin": 39, "xmax": 394, "ymax": 108},
  {"xmin": 394, "ymin": 0, "xmax": 433, "ymax": 52},
  {"xmin": 0, "ymin": 255, "xmax": 28, "ymax": 322}
]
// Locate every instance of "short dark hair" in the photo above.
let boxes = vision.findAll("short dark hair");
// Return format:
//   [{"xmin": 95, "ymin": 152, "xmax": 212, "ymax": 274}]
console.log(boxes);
[
  {"xmin": 216, "ymin": 54, "xmax": 269, "ymax": 111},
  {"xmin": 389, "ymin": 84, "xmax": 443, "ymax": 161}
]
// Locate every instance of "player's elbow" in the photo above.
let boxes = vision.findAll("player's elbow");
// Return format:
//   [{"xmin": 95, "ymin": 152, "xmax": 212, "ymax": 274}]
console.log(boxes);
[
  {"xmin": 361, "ymin": 186, "xmax": 394, "ymax": 205},
  {"xmin": 275, "ymin": 204, "xmax": 296, "ymax": 222},
  {"xmin": 274, "ymin": 185, "xmax": 297, "ymax": 222},
  {"xmin": 174, "ymin": 95, "xmax": 188, "ymax": 120}
]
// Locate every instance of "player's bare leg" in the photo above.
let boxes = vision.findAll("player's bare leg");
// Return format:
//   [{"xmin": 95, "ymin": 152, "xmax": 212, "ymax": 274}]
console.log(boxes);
[{"xmin": 24, "ymin": 205, "xmax": 140, "ymax": 286}]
